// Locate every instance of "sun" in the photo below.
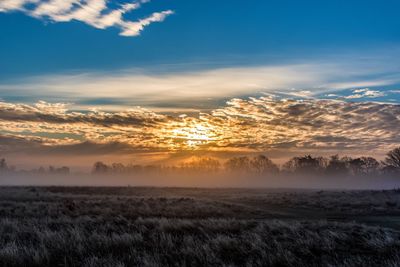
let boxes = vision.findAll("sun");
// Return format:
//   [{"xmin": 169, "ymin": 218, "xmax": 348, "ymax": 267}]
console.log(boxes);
[
  {"xmin": 173, "ymin": 125, "xmax": 212, "ymax": 146},
  {"xmin": 169, "ymin": 122, "xmax": 217, "ymax": 149}
]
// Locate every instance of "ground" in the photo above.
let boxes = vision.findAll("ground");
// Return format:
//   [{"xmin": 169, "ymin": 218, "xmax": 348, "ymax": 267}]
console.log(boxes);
[{"xmin": 0, "ymin": 186, "xmax": 399, "ymax": 266}]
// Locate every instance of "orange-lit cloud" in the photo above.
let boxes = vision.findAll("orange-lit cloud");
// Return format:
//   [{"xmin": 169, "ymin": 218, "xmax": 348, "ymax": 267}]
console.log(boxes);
[{"xmin": 0, "ymin": 97, "xmax": 399, "ymax": 159}]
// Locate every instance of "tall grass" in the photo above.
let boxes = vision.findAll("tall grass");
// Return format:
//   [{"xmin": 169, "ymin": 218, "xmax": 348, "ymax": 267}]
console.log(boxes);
[{"xmin": 0, "ymin": 187, "xmax": 398, "ymax": 266}]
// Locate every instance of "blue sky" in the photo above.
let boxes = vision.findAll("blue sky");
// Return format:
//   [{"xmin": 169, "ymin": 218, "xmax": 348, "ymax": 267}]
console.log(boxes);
[{"xmin": 1, "ymin": 0, "xmax": 399, "ymax": 79}]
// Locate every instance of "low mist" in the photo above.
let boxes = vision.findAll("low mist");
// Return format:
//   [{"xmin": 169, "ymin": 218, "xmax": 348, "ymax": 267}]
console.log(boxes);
[
  {"xmin": 0, "ymin": 150, "xmax": 399, "ymax": 189},
  {"xmin": 0, "ymin": 172, "xmax": 398, "ymax": 190}
]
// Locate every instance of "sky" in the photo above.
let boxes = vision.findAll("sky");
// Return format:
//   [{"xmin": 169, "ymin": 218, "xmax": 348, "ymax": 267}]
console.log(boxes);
[{"xmin": 0, "ymin": 0, "xmax": 400, "ymax": 170}]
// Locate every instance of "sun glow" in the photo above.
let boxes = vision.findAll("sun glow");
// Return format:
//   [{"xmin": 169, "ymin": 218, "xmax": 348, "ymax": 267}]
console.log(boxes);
[
  {"xmin": 164, "ymin": 115, "xmax": 221, "ymax": 149},
  {"xmin": 172, "ymin": 124, "xmax": 215, "ymax": 147}
]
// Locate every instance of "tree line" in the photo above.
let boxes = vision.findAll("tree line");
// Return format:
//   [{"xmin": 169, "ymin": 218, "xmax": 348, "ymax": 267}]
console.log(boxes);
[
  {"xmin": 0, "ymin": 160, "xmax": 70, "ymax": 175},
  {"xmin": 91, "ymin": 147, "xmax": 400, "ymax": 176},
  {"xmin": 1, "ymin": 147, "xmax": 399, "ymax": 176}
]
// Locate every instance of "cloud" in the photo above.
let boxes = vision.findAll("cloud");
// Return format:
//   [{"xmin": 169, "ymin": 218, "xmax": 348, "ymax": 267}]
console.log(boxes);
[
  {"xmin": 211, "ymin": 97, "xmax": 400, "ymax": 152},
  {"xmin": 119, "ymin": 10, "xmax": 174, "ymax": 37},
  {"xmin": 284, "ymin": 90, "xmax": 314, "ymax": 98},
  {"xmin": 344, "ymin": 88, "xmax": 386, "ymax": 99},
  {"xmin": 0, "ymin": 100, "xmax": 168, "ymax": 126},
  {"xmin": 0, "ymin": 0, "xmax": 173, "ymax": 36},
  {"xmin": 0, "ymin": 98, "xmax": 399, "ymax": 157},
  {"xmin": 1, "ymin": 62, "xmax": 398, "ymax": 109}
]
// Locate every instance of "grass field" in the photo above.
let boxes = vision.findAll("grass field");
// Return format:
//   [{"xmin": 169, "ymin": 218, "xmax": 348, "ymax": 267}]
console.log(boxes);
[{"xmin": 0, "ymin": 186, "xmax": 399, "ymax": 266}]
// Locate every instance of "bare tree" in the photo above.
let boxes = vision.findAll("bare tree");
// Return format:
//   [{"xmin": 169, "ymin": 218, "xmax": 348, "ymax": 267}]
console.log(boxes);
[
  {"xmin": 347, "ymin": 157, "xmax": 380, "ymax": 176},
  {"xmin": 250, "ymin": 155, "xmax": 278, "ymax": 175},
  {"xmin": 92, "ymin": 161, "xmax": 109, "ymax": 174},
  {"xmin": 283, "ymin": 155, "xmax": 326, "ymax": 174},
  {"xmin": 224, "ymin": 157, "xmax": 251, "ymax": 173},
  {"xmin": 0, "ymin": 158, "xmax": 8, "ymax": 172},
  {"xmin": 383, "ymin": 147, "xmax": 400, "ymax": 174},
  {"xmin": 325, "ymin": 155, "xmax": 348, "ymax": 175},
  {"xmin": 180, "ymin": 157, "xmax": 221, "ymax": 173},
  {"xmin": 111, "ymin": 163, "xmax": 125, "ymax": 173},
  {"xmin": 384, "ymin": 147, "xmax": 400, "ymax": 168}
]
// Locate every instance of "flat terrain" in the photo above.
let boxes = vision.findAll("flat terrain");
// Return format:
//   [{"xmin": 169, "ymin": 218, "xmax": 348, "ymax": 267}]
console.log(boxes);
[{"xmin": 0, "ymin": 186, "xmax": 400, "ymax": 266}]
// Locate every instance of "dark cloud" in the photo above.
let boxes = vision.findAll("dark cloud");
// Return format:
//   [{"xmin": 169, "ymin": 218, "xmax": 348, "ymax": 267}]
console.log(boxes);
[{"xmin": 0, "ymin": 101, "xmax": 169, "ymax": 126}]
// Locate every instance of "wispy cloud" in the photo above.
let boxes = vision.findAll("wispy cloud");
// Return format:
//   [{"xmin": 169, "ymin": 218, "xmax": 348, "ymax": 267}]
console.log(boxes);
[
  {"xmin": 0, "ymin": 0, "xmax": 174, "ymax": 36},
  {"xmin": 119, "ymin": 10, "xmax": 174, "ymax": 37},
  {"xmin": 344, "ymin": 88, "xmax": 386, "ymax": 99},
  {"xmin": 1, "ymin": 62, "xmax": 398, "ymax": 109}
]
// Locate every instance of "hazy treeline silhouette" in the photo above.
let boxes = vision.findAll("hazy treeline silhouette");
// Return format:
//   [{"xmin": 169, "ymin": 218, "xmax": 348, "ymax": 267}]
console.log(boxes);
[
  {"xmin": 90, "ymin": 147, "xmax": 400, "ymax": 177},
  {"xmin": 0, "ymin": 159, "xmax": 70, "ymax": 175},
  {"xmin": 1, "ymin": 147, "xmax": 400, "ymax": 177}
]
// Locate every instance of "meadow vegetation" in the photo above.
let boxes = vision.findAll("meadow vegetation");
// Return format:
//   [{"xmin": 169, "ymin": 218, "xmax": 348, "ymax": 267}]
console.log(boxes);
[{"xmin": 0, "ymin": 187, "xmax": 399, "ymax": 266}]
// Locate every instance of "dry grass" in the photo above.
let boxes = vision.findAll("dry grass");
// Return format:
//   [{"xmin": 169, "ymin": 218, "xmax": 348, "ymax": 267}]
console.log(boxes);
[{"xmin": 0, "ymin": 186, "xmax": 399, "ymax": 266}]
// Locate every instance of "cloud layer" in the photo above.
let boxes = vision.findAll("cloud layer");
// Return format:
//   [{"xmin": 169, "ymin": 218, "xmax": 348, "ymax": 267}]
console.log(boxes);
[
  {"xmin": 0, "ymin": 98, "xmax": 399, "ymax": 158},
  {"xmin": 0, "ymin": 0, "xmax": 173, "ymax": 36},
  {"xmin": 1, "ymin": 62, "xmax": 398, "ymax": 110}
]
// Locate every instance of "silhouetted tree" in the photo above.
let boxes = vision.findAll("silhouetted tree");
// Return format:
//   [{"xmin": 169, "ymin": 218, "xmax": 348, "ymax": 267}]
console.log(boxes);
[
  {"xmin": 250, "ymin": 155, "xmax": 279, "ymax": 175},
  {"xmin": 48, "ymin": 166, "xmax": 55, "ymax": 173},
  {"xmin": 347, "ymin": 157, "xmax": 380, "ymax": 176},
  {"xmin": 325, "ymin": 155, "xmax": 348, "ymax": 175},
  {"xmin": 283, "ymin": 155, "xmax": 326, "ymax": 174},
  {"xmin": 180, "ymin": 157, "xmax": 220, "ymax": 173},
  {"xmin": 92, "ymin": 161, "xmax": 109, "ymax": 174},
  {"xmin": 111, "ymin": 163, "xmax": 125, "ymax": 173},
  {"xmin": 0, "ymin": 158, "xmax": 8, "ymax": 172},
  {"xmin": 224, "ymin": 157, "xmax": 251, "ymax": 173},
  {"xmin": 383, "ymin": 147, "xmax": 400, "ymax": 173}
]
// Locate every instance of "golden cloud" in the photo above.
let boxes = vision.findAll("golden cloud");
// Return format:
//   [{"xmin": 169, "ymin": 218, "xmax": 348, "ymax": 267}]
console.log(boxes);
[{"xmin": 0, "ymin": 98, "xmax": 399, "ymax": 155}]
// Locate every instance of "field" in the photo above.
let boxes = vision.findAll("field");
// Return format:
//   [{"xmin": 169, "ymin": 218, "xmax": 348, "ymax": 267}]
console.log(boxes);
[{"xmin": 0, "ymin": 187, "xmax": 400, "ymax": 266}]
